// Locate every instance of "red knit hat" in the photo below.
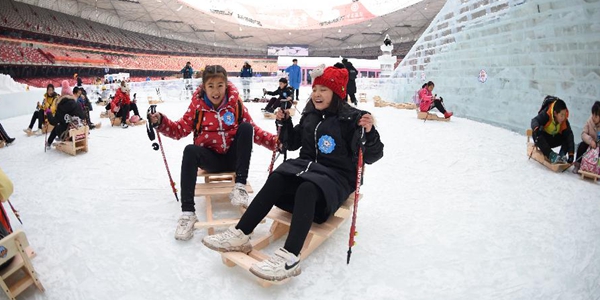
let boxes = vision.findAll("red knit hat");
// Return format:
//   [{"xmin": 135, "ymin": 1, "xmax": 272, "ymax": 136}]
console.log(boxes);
[{"xmin": 311, "ymin": 65, "xmax": 349, "ymax": 99}]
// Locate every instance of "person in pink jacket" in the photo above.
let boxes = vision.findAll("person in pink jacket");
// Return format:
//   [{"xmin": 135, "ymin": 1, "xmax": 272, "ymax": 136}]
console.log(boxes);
[
  {"xmin": 148, "ymin": 65, "xmax": 278, "ymax": 241},
  {"xmin": 418, "ymin": 81, "xmax": 453, "ymax": 119},
  {"xmin": 574, "ymin": 101, "xmax": 600, "ymax": 172}
]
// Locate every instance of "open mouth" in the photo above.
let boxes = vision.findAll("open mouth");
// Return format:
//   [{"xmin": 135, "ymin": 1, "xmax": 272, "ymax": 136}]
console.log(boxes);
[
  {"xmin": 314, "ymin": 99, "xmax": 323, "ymax": 104},
  {"xmin": 211, "ymin": 95, "xmax": 221, "ymax": 100}
]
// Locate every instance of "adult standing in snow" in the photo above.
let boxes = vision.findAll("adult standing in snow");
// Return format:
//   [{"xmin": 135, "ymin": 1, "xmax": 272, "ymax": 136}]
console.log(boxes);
[
  {"xmin": 147, "ymin": 65, "xmax": 278, "ymax": 241},
  {"xmin": 285, "ymin": 59, "xmax": 301, "ymax": 100},
  {"xmin": 202, "ymin": 64, "xmax": 384, "ymax": 281},
  {"xmin": 240, "ymin": 62, "xmax": 253, "ymax": 102},
  {"xmin": 342, "ymin": 58, "xmax": 358, "ymax": 106}
]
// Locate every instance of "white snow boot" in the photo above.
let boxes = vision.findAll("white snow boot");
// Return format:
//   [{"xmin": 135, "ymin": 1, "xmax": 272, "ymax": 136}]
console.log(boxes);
[
  {"xmin": 229, "ymin": 183, "xmax": 249, "ymax": 207},
  {"xmin": 174, "ymin": 212, "xmax": 198, "ymax": 241},
  {"xmin": 250, "ymin": 247, "xmax": 301, "ymax": 281},
  {"xmin": 202, "ymin": 225, "xmax": 252, "ymax": 253}
]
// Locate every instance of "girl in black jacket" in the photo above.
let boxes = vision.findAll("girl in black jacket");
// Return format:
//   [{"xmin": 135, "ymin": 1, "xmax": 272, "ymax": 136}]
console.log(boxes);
[
  {"xmin": 203, "ymin": 65, "xmax": 384, "ymax": 281},
  {"xmin": 46, "ymin": 93, "xmax": 87, "ymax": 150}
]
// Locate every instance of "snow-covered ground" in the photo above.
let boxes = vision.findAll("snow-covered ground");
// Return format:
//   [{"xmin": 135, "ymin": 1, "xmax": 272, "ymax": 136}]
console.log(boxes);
[{"xmin": 0, "ymin": 91, "xmax": 599, "ymax": 300}]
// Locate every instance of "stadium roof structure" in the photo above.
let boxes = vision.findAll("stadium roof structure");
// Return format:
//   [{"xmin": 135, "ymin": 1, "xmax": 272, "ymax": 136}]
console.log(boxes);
[{"xmin": 14, "ymin": 0, "xmax": 445, "ymax": 52}]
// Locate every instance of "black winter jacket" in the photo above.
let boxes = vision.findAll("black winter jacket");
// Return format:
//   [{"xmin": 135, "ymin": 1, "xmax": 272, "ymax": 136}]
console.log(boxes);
[
  {"xmin": 274, "ymin": 102, "xmax": 384, "ymax": 222},
  {"xmin": 266, "ymin": 86, "xmax": 294, "ymax": 100},
  {"xmin": 48, "ymin": 96, "xmax": 87, "ymax": 127}
]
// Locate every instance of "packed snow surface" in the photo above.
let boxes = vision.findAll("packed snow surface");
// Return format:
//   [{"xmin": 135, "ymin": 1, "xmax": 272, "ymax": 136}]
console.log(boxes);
[{"xmin": 1, "ymin": 92, "xmax": 599, "ymax": 300}]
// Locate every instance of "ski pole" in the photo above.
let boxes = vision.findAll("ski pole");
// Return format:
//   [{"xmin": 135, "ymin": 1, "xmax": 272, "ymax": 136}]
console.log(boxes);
[
  {"xmin": 268, "ymin": 113, "xmax": 285, "ymax": 174},
  {"xmin": 347, "ymin": 127, "xmax": 366, "ymax": 265},
  {"xmin": 156, "ymin": 131, "xmax": 179, "ymax": 202},
  {"xmin": 7, "ymin": 200, "xmax": 22, "ymax": 225}
]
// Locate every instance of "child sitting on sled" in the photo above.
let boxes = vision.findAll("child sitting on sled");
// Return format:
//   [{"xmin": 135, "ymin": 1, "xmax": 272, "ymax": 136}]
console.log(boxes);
[
  {"xmin": 202, "ymin": 65, "xmax": 384, "ymax": 281},
  {"xmin": 573, "ymin": 101, "xmax": 600, "ymax": 173},
  {"xmin": 147, "ymin": 65, "xmax": 278, "ymax": 241},
  {"xmin": 418, "ymin": 81, "xmax": 453, "ymax": 119},
  {"xmin": 262, "ymin": 78, "xmax": 294, "ymax": 113},
  {"xmin": 531, "ymin": 97, "xmax": 575, "ymax": 164}
]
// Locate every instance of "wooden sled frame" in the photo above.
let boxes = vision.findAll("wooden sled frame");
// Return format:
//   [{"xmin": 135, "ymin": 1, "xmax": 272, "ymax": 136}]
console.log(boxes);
[
  {"xmin": 525, "ymin": 130, "xmax": 570, "ymax": 172},
  {"xmin": 220, "ymin": 193, "xmax": 362, "ymax": 287},
  {"xmin": 108, "ymin": 112, "xmax": 147, "ymax": 127},
  {"xmin": 417, "ymin": 111, "xmax": 450, "ymax": 122},
  {"xmin": 55, "ymin": 126, "xmax": 89, "ymax": 156},
  {"xmin": 148, "ymin": 96, "xmax": 164, "ymax": 105},
  {"xmin": 578, "ymin": 170, "xmax": 600, "ymax": 182},
  {"xmin": 0, "ymin": 230, "xmax": 44, "ymax": 300},
  {"xmin": 359, "ymin": 93, "xmax": 367, "ymax": 103},
  {"xmin": 0, "ymin": 141, "xmax": 5, "ymax": 148},
  {"xmin": 193, "ymin": 170, "xmax": 254, "ymax": 235},
  {"xmin": 263, "ymin": 101, "xmax": 298, "ymax": 119}
]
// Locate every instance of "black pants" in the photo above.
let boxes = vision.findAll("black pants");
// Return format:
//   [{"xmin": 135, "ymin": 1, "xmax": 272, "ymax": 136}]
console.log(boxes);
[
  {"xmin": 430, "ymin": 99, "xmax": 447, "ymax": 114},
  {"xmin": 47, "ymin": 123, "xmax": 68, "ymax": 145},
  {"xmin": 0, "ymin": 123, "xmax": 13, "ymax": 141},
  {"xmin": 348, "ymin": 93, "xmax": 357, "ymax": 105},
  {"xmin": 264, "ymin": 97, "xmax": 280, "ymax": 113},
  {"xmin": 535, "ymin": 131, "xmax": 569, "ymax": 157},
  {"xmin": 575, "ymin": 142, "xmax": 590, "ymax": 162},
  {"xmin": 129, "ymin": 102, "xmax": 140, "ymax": 116},
  {"xmin": 28, "ymin": 110, "xmax": 44, "ymax": 130},
  {"xmin": 294, "ymin": 88, "xmax": 299, "ymax": 100},
  {"xmin": 236, "ymin": 173, "xmax": 326, "ymax": 256},
  {"xmin": 118, "ymin": 104, "xmax": 130, "ymax": 124},
  {"xmin": 180, "ymin": 122, "xmax": 253, "ymax": 212}
]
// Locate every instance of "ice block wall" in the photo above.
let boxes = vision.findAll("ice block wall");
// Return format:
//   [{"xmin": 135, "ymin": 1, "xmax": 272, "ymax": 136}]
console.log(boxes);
[{"xmin": 385, "ymin": 0, "xmax": 600, "ymax": 138}]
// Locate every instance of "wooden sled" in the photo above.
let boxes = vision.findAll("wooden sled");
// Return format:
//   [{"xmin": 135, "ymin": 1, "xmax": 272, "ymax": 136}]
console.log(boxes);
[
  {"xmin": 96, "ymin": 101, "xmax": 107, "ymax": 106},
  {"xmin": 393, "ymin": 103, "xmax": 417, "ymax": 110},
  {"xmin": 109, "ymin": 112, "xmax": 147, "ymax": 127},
  {"xmin": 359, "ymin": 93, "xmax": 367, "ymax": 103},
  {"xmin": 578, "ymin": 170, "xmax": 600, "ymax": 182},
  {"xmin": 525, "ymin": 130, "xmax": 570, "ymax": 172},
  {"xmin": 194, "ymin": 170, "xmax": 254, "ymax": 235},
  {"xmin": 263, "ymin": 101, "xmax": 298, "ymax": 119},
  {"xmin": 100, "ymin": 111, "xmax": 109, "ymax": 119},
  {"xmin": 0, "ymin": 230, "xmax": 44, "ymax": 300},
  {"xmin": 220, "ymin": 193, "xmax": 361, "ymax": 287},
  {"xmin": 417, "ymin": 111, "xmax": 450, "ymax": 122},
  {"xmin": 148, "ymin": 96, "xmax": 164, "ymax": 105},
  {"xmin": 0, "ymin": 141, "xmax": 5, "ymax": 148},
  {"xmin": 55, "ymin": 126, "xmax": 88, "ymax": 156},
  {"xmin": 41, "ymin": 124, "xmax": 54, "ymax": 134}
]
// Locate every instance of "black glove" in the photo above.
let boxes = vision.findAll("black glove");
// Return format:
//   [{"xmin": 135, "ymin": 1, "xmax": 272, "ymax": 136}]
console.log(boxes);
[
  {"xmin": 567, "ymin": 155, "xmax": 574, "ymax": 164},
  {"xmin": 532, "ymin": 128, "xmax": 539, "ymax": 141}
]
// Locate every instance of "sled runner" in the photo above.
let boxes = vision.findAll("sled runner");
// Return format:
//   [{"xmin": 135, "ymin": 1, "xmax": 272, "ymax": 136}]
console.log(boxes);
[
  {"xmin": 0, "ymin": 230, "xmax": 45, "ymax": 300},
  {"xmin": 194, "ymin": 170, "xmax": 254, "ymax": 235},
  {"xmin": 55, "ymin": 125, "xmax": 88, "ymax": 156},
  {"xmin": 417, "ymin": 111, "xmax": 450, "ymax": 122},
  {"xmin": 220, "ymin": 193, "xmax": 362, "ymax": 287},
  {"xmin": 578, "ymin": 170, "xmax": 600, "ymax": 182},
  {"xmin": 393, "ymin": 103, "xmax": 417, "ymax": 110},
  {"xmin": 525, "ymin": 130, "xmax": 570, "ymax": 172}
]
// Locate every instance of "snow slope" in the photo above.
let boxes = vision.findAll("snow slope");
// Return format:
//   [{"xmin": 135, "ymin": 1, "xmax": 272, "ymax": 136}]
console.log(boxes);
[{"xmin": 0, "ymin": 93, "xmax": 598, "ymax": 300}]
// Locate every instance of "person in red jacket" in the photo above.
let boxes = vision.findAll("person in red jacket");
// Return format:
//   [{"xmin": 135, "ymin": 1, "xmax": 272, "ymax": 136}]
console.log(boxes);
[
  {"xmin": 107, "ymin": 81, "xmax": 131, "ymax": 128},
  {"xmin": 148, "ymin": 65, "xmax": 278, "ymax": 241}
]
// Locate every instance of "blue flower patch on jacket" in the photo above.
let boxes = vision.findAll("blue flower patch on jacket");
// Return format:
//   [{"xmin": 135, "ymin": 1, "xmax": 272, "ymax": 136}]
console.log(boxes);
[
  {"xmin": 223, "ymin": 111, "xmax": 235, "ymax": 126},
  {"xmin": 318, "ymin": 135, "xmax": 336, "ymax": 154}
]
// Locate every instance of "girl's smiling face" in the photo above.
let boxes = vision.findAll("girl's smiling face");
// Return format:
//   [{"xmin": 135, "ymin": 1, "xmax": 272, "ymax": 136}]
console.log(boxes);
[
  {"xmin": 311, "ymin": 84, "xmax": 334, "ymax": 111},
  {"xmin": 204, "ymin": 77, "xmax": 226, "ymax": 106}
]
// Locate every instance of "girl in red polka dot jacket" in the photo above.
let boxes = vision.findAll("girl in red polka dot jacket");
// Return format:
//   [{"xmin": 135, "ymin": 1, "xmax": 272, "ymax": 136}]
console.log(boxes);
[{"xmin": 148, "ymin": 65, "xmax": 278, "ymax": 241}]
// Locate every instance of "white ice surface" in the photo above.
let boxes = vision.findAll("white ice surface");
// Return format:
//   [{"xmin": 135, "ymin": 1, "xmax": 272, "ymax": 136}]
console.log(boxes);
[{"xmin": 0, "ymin": 92, "xmax": 599, "ymax": 300}]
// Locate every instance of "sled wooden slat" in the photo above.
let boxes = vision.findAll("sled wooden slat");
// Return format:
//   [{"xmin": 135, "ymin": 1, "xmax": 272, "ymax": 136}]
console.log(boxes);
[
  {"xmin": 359, "ymin": 93, "xmax": 367, "ymax": 103},
  {"xmin": 193, "ymin": 170, "xmax": 253, "ymax": 234},
  {"xmin": 578, "ymin": 170, "xmax": 600, "ymax": 182},
  {"xmin": 0, "ymin": 231, "xmax": 45, "ymax": 300},
  {"xmin": 0, "ymin": 141, "xmax": 5, "ymax": 148},
  {"xmin": 55, "ymin": 126, "xmax": 88, "ymax": 156},
  {"xmin": 525, "ymin": 130, "xmax": 571, "ymax": 172},
  {"xmin": 417, "ymin": 111, "xmax": 450, "ymax": 122},
  {"xmin": 220, "ymin": 193, "xmax": 362, "ymax": 287}
]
